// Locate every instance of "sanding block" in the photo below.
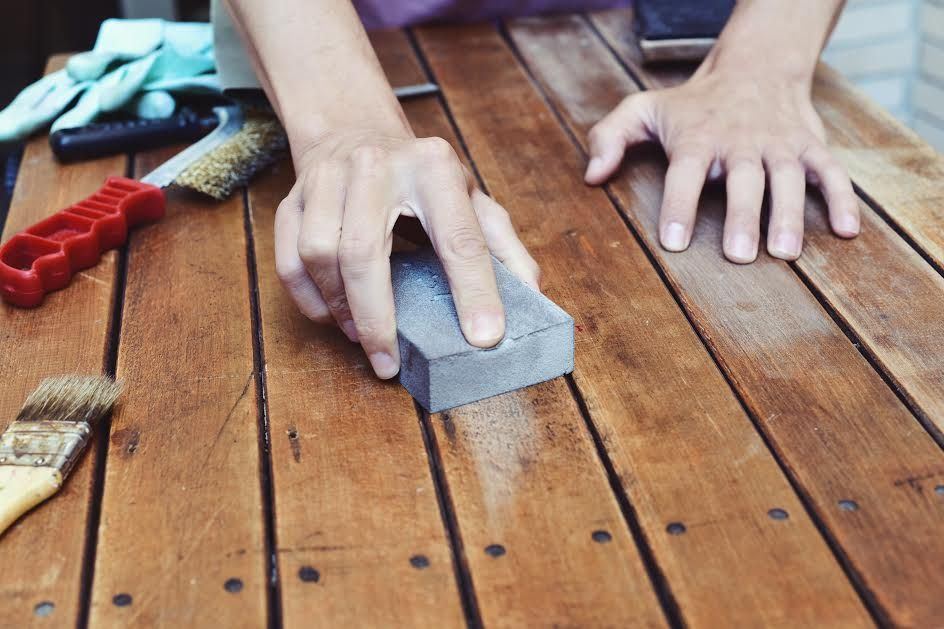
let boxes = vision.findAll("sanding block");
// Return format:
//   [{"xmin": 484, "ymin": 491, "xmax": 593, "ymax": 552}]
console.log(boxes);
[
  {"xmin": 635, "ymin": 0, "xmax": 735, "ymax": 63},
  {"xmin": 392, "ymin": 249, "xmax": 574, "ymax": 413}
]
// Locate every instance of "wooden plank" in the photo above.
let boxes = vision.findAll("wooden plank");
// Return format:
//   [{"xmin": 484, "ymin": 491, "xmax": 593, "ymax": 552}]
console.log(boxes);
[
  {"xmin": 0, "ymin": 55, "xmax": 123, "ymax": 628},
  {"xmin": 589, "ymin": 9, "xmax": 944, "ymax": 440},
  {"xmin": 399, "ymin": 70, "xmax": 667, "ymax": 629},
  {"xmin": 87, "ymin": 146, "xmax": 268, "ymax": 627},
  {"xmin": 245, "ymin": 31, "xmax": 466, "ymax": 626},
  {"xmin": 385, "ymin": 30, "xmax": 668, "ymax": 627},
  {"xmin": 813, "ymin": 65, "xmax": 944, "ymax": 271},
  {"xmin": 414, "ymin": 23, "xmax": 872, "ymax": 628},
  {"xmin": 251, "ymin": 168, "xmax": 467, "ymax": 629},
  {"xmin": 533, "ymin": 13, "xmax": 944, "ymax": 626}
]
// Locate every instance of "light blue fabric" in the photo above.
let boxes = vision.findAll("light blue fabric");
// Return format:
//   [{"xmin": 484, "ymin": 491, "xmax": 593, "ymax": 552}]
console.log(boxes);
[{"xmin": 0, "ymin": 18, "xmax": 219, "ymax": 142}]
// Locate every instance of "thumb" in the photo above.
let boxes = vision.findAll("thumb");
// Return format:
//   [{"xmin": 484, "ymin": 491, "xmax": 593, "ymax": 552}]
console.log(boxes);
[{"xmin": 584, "ymin": 93, "xmax": 653, "ymax": 185}]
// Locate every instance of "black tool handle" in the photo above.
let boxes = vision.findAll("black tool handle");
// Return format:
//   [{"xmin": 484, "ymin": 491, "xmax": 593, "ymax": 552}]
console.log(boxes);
[{"xmin": 49, "ymin": 109, "xmax": 219, "ymax": 162}]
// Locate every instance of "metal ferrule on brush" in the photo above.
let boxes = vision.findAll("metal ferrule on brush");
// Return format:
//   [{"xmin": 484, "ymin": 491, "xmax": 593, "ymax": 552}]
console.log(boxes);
[{"xmin": 0, "ymin": 420, "xmax": 92, "ymax": 477}]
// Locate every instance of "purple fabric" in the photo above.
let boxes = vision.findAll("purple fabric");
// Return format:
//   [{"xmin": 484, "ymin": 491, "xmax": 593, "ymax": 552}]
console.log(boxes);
[{"xmin": 353, "ymin": 0, "xmax": 631, "ymax": 29}]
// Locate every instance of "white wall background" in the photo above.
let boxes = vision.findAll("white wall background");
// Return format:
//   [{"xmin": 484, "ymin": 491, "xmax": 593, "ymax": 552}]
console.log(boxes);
[{"xmin": 823, "ymin": 0, "xmax": 944, "ymax": 151}]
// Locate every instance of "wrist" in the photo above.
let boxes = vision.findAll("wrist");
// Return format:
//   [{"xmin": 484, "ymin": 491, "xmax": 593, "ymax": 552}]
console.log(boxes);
[
  {"xmin": 704, "ymin": 40, "xmax": 816, "ymax": 89},
  {"xmin": 696, "ymin": 0, "xmax": 842, "ymax": 89},
  {"xmin": 288, "ymin": 123, "xmax": 414, "ymax": 172}
]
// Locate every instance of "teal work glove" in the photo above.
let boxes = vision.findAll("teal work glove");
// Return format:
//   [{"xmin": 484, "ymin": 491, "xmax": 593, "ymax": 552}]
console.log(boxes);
[{"xmin": 0, "ymin": 18, "xmax": 219, "ymax": 143}]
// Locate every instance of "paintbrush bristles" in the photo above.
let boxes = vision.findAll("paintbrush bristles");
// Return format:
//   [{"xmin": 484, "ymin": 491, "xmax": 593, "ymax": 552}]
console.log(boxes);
[{"xmin": 15, "ymin": 376, "xmax": 122, "ymax": 425}]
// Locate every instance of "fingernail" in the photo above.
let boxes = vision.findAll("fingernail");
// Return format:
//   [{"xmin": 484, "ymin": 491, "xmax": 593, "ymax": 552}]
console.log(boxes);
[
  {"xmin": 771, "ymin": 233, "xmax": 801, "ymax": 258},
  {"xmin": 662, "ymin": 222, "xmax": 688, "ymax": 251},
  {"xmin": 469, "ymin": 312, "xmax": 504, "ymax": 347},
  {"xmin": 585, "ymin": 157, "xmax": 603, "ymax": 181},
  {"xmin": 837, "ymin": 215, "xmax": 860, "ymax": 236},
  {"xmin": 728, "ymin": 233, "xmax": 757, "ymax": 263},
  {"xmin": 369, "ymin": 352, "xmax": 399, "ymax": 379},
  {"xmin": 340, "ymin": 320, "xmax": 359, "ymax": 342}
]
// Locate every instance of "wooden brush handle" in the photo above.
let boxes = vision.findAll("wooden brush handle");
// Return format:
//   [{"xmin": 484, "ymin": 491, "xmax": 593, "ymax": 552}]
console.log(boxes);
[{"xmin": 0, "ymin": 466, "xmax": 62, "ymax": 536}]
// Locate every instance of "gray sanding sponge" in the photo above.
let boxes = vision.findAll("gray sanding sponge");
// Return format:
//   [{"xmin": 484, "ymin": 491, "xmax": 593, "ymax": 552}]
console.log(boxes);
[{"xmin": 392, "ymin": 249, "xmax": 574, "ymax": 413}]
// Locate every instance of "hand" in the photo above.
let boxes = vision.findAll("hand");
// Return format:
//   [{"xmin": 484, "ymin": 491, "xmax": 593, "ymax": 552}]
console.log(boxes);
[
  {"xmin": 584, "ymin": 67, "xmax": 860, "ymax": 263},
  {"xmin": 274, "ymin": 129, "xmax": 541, "ymax": 379}
]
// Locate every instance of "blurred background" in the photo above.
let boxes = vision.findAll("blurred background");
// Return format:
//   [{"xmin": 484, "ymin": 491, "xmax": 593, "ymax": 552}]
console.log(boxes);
[
  {"xmin": 0, "ymin": 0, "xmax": 941, "ymax": 150},
  {"xmin": 825, "ymin": 0, "xmax": 943, "ymax": 150}
]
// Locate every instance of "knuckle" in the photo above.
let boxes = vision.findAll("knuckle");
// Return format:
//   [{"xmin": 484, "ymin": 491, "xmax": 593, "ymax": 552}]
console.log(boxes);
[
  {"xmin": 725, "ymin": 149, "xmax": 762, "ymax": 173},
  {"xmin": 672, "ymin": 143, "xmax": 712, "ymax": 164},
  {"xmin": 587, "ymin": 121, "xmax": 608, "ymax": 146},
  {"xmin": 338, "ymin": 235, "xmax": 384, "ymax": 272},
  {"xmin": 275, "ymin": 197, "xmax": 298, "ymax": 221},
  {"xmin": 311, "ymin": 159, "xmax": 346, "ymax": 184},
  {"xmin": 306, "ymin": 309, "xmax": 333, "ymax": 325},
  {"xmin": 765, "ymin": 153, "xmax": 802, "ymax": 175},
  {"xmin": 413, "ymin": 136, "xmax": 456, "ymax": 162},
  {"xmin": 296, "ymin": 234, "xmax": 336, "ymax": 267},
  {"xmin": 275, "ymin": 260, "xmax": 307, "ymax": 290},
  {"xmin": 441, "ymin": 225, "xmax": 488, "ymax": 264},
  {"xmin": 349, "ymin": 145, "xmax": 388, "ymax": 169}
]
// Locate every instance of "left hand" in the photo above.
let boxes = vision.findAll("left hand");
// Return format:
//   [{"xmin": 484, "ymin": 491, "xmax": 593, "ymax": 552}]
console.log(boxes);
[{"xmin": 584, "ymin": 67, "xmax": 860, "ymax": 263}]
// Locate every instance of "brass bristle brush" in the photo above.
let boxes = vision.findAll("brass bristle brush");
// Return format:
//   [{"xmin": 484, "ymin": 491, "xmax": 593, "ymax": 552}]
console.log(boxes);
[{"xmin": 0, "ymin": 375, "xmax": 121, "ymax": 536}]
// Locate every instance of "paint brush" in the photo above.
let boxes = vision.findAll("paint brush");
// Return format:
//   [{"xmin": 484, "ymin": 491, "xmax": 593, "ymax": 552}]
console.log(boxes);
[{"xmin": 0, "ymin": 375, "xmax": 121, "ymax": 536}]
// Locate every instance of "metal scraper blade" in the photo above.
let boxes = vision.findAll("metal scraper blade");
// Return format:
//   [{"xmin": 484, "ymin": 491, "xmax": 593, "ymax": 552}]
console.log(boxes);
[{"xmin": 140, "ymin": 104, "xmax": 244, "ymax": 189}]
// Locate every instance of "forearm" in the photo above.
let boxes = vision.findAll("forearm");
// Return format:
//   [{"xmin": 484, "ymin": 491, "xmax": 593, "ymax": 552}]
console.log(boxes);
[
  {"xmin": 222, "ymin": 0, "xmax": 411, "ymax": 166},
  {"xmin": 699, "ymin": 0, "xmax": 846, "ymax": 85}
]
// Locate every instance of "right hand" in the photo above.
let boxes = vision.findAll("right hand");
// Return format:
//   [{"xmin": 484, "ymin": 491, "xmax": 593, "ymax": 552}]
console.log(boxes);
[{"xmin": 274, "ymin": 129, "xmax": 541, "ymax": 379}]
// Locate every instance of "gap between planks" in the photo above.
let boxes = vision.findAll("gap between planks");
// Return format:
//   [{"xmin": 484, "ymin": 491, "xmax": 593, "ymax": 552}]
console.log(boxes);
[{"xmin": 240, "ymin": 185, "xmax": 284, "ymax": 629}]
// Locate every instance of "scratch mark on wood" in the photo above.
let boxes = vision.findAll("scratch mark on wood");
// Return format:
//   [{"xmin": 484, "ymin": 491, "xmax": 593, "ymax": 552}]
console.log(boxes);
[{"xmin": 205, "ymin": 372, "xmax": 254, "ymax": 464}]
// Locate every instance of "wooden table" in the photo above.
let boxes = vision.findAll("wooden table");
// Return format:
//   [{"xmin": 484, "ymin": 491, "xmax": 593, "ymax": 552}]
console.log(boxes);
[{"xmin": 2, "ymin": 10, "xmax": 943, "ymax": 628}]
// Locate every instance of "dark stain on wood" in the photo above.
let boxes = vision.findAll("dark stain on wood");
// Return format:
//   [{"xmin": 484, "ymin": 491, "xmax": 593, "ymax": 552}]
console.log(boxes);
[{"xmin": 287, "ymin": 427, "xmax": 301, "ymax": 463}]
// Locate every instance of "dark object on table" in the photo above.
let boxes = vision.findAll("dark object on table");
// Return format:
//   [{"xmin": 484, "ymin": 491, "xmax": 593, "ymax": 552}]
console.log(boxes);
[
  {"xmin": 635, "ymin": 0, "xmax": 735, "ymax": 63},
  {"xmin": 49, "ymin": 108, "xmax": 220, "ymax": 162}
]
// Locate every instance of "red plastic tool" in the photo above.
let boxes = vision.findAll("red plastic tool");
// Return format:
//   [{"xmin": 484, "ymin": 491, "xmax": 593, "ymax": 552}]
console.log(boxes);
[
  {"xmin": 0, "ymin": 105, "xmax": 243, "ymax": 308},
  {"xmin": 0, "ymin": 178, "xmax": 164, "ymax": 307}
]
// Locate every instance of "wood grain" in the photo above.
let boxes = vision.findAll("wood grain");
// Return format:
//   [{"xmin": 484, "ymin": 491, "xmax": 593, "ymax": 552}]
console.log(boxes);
[
  {"xmin": 394, "ymin": 29, "xmax": 671, "ymax": 626},
  {"xmin": 813, "ymin": 65, "xmax": 944, "ymax": 272},
  {"xmin": 249, "ymin": 165, "xmax": 466, "ymax": 627},
  {"xmin": 590, "ymin": 8, "xmax": 944, "ymax": 441},
  {"xmin": 247, "ymin": 33, "xmax": 466, "ymax": 626},
  {"xmin": 538, "ymin": 13, "xmax": 944, "ymax": 625},
  {"xmin": 395, "ymin": 54, "xmax": 668, "ymax": 629},
  {"xmin": 87, "ymin": 147, "xmax": 268, "ymax": 627},
  {"xmin": 415, "ymin": 23, "xmax": 871, "ymax": 628},
  {"xmin": 0, "ymin": 55, "xmax": 123, "ymax": 628}
]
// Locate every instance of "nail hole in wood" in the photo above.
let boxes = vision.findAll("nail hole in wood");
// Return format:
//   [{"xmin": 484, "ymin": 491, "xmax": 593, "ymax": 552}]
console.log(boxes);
[
  {"xmin": 485, "ymin": 544, "xmax": 506, "ymax": 557},
  {"xmin": 838, "ymin": 500, "xmax": 859, "ymax": 512},
  {"xmin": 935, "ymin": 485, "xmax": 944, "ymax": 496},
  {"xmin": 224, "ymin": 578, "xmax": 243, "ymax": 593},
  {"xmin": 298, "ymin": 566, "xmax": 320, "ymax": 583},
  {"xmin": 768, "ymin": 508, "xmax": 789, "ymax": 520},
  {"xmin": 591, "ymin": 530, "xmax": 612, "ymax": 543},
  {"xmin": 287, "ymin": 429, "xmax": 298, "ymax": 440},
  {"xmin": 410, "ymin": 555, "xmax": 430, "ymax": 569},
  {"xmin": 112, "ymin": 593, "xmax": 132, "ymax": 607},
  {"xmin": 34, "ymin": 601, "xmax": 55, "ymax": 617},
  {"xmin": 666, "ymin": 522, "xmax": 686, "ymax": 535}
]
